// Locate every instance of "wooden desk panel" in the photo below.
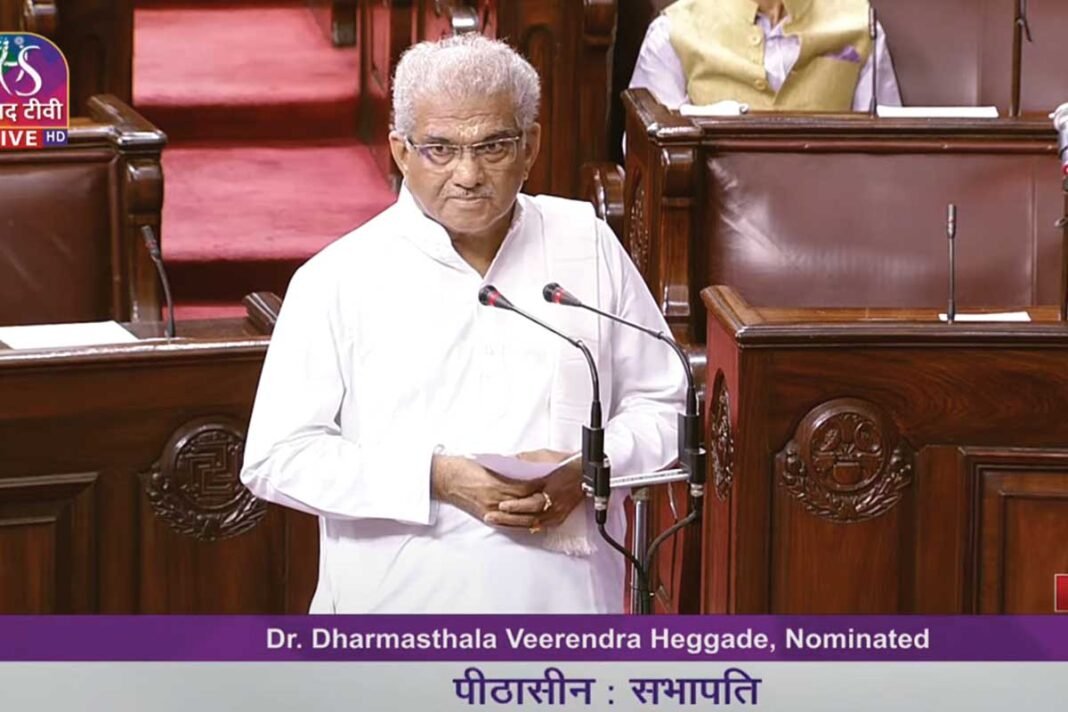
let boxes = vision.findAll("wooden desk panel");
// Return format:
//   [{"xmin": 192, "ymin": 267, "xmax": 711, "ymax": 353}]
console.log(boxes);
[
  {"xmin": 700, "ymin": 286, "xmax": 1068, "ymax": 614},
  {"xmin": 0, "ymin": 319, "xmax": 317, "ymax": 613},
  {"xmin": 618, "ymin": 90, "xmax": 1062, "ymax": 343},
  {"xmin": 606, "ymin": 91, "xmax": 1068, "ymax": 614},
  {"xmin": 703, "ymin": 150, "xmax": 1063, "ymax": 311}
]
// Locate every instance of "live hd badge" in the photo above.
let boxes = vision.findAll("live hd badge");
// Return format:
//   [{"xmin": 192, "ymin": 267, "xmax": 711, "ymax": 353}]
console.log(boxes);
[{"xmin": 0, "ymin": 32, "xmax": 69, "ymax": 149}]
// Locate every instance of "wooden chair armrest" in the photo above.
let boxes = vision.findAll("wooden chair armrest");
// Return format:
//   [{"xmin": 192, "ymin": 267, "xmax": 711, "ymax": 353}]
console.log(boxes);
[
  {"xmin": 243, "ymin": 292, "xmax": 283, "ymax": 335},
  {"xmin": 580, "ymin": 161, "xmax": 625, "ymax": 239},
  {"xmin": 22, "ymin": 0, "xmax": 57, "ymax": 36}
]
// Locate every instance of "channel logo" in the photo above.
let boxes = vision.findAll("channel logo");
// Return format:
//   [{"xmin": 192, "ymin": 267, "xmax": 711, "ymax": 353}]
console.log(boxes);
[{"xmin": 0, "ymin": 32, "xmax": 69, "ymax": 150}]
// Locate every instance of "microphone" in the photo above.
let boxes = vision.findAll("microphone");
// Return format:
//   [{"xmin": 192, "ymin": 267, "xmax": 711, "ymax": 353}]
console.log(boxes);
[
  {"xmin": 1052, "ymin": 103, "xmax": 1068, "ymax": 178},
  {"xmin": 478, "ymin": 285, "xmax": 611, "ymax": 522},
  {"xmin": 140, "ymin": 225, "xmax": 175, "ymax": 339},
  {"xmin": 946, "ymin": 204, "xmax": 957, "ymax": 324},
  {"xmin": 868, "ymin": 5, "xmax": 878, "ymax": 118},
  {"xmin": 543, "ymin": 283, "xmax": 706, "ymax": 501}
]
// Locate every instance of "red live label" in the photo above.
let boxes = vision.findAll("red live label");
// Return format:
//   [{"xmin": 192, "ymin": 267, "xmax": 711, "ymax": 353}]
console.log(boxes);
[{"xmin": 1056, "ymin": 574, "xmax": 1068, "ymax": 613}]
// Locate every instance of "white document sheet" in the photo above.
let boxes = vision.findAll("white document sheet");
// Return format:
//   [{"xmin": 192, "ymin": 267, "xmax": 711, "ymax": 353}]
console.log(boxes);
[
  {"xmin": 0, "ymin": 320, "xmax": 138, "ymax": 349},
  {"xmin": 878, "ymin": 105, "xmax": 1000, "ymax": 119},
  {"xmin": 679, "ymin": 100, "xmax": 749, "ymax": 117},
  {"xmin": 470, "ymin": 452, "xmax": 582, "ymax": 482},
  {"xmin": 938, "ymin": 312, "xmax": 1032, "ymax": 323}
]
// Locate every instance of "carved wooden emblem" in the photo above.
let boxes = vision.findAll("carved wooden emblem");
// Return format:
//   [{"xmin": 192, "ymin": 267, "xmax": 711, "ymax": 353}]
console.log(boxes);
[
  {"xmin": 776, "ymin": 398, "xmax": 913, "ymax": 523},
  {"xmin": 709, "ymin": 371, "xmax": 735, "ymax": 500},
  {"xmin": 627, "ymin": 177, "xmax": 650, "ymax": 273},
  {"xmin": 140, "ymin": 418, "xmax": 266, "ymax": 541}
]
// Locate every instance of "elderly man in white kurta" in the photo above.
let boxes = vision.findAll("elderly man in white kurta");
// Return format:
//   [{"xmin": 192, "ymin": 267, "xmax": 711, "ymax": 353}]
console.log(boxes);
[{"xmin": 241, "ymin": 35, "xmax": 685, "ymax": 614}]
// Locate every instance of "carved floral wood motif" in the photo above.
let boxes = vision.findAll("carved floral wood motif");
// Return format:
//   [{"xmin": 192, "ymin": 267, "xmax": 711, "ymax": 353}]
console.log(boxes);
[
  {"xmin": 709, "ymin": 370, "xmax": 734, "ymax": 501},
  {"xmin": 627, "ymin": 174, "xmax": 649, "ymax": 273},
  {"xmin": 776, "ymin": 398, "xmax": 914, "ymax": 523},
  {"xmin": 140, "ymin": 418, "xmax": 266, "ymax": 541}
]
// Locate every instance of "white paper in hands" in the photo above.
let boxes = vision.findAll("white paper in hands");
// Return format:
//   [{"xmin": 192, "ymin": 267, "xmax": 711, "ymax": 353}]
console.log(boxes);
[
  {"xmin": 470, "ymin": 452, "xmax": 582, "ymax": 482},
  {"xmin": 470, "ymin": 451, "xmax": 592, "ymax": 557}
]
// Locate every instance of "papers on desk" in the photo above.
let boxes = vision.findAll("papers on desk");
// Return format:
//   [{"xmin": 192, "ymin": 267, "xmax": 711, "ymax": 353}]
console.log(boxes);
[
  {"xmin": 877, "ymin": 106, "xmax": 1000, "ymax": 119},
  {"xmin": 0, "ymin": 320, "xmax": 138, "ymax": 349},
  {"xmin": 679, "ymin": 100, "xmax": 749, "ymax": 117},
  {"xmin": 469, "ymin": 452, "xmax": 581, "ymax": 482},
  {"xmin": 938, "ymin": 312, "xmax": 1032, "ymax": 323}
]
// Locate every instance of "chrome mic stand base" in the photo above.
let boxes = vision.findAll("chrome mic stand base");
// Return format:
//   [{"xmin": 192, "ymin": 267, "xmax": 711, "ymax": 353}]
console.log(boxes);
[
  {"xmin": 629, "ymin": 487, "xmax": 651, "ymax": 615},
  {"xmin": 602, "ymin": 468, "xmax": 697, "ymax": 615}
]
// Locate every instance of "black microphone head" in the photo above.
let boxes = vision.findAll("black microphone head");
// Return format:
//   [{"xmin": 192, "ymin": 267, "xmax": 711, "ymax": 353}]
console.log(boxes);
[
  {"xmin": 478, "ymin": 284, "xmax": 513, "ymax": 310},
  {"xmin": 542, "ymin": 282, "xmax": 583, "ymax": 307}
]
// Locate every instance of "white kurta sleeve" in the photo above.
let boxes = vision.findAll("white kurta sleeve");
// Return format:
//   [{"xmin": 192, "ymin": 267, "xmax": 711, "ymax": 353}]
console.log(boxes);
[
  {"xmin": 240, "ymin": 262, "xmax": 434, "ymax": 525},
  {"xmin": 628, "ymin": 15, "xmax": 690, "ymax": 110},
  {"xmin": 596, "ymin": 222, "xmax": 686, "ymax": 478},
  {"xmin": 852, "ymin": 21, "xmax": 903, "ymax": 110}
]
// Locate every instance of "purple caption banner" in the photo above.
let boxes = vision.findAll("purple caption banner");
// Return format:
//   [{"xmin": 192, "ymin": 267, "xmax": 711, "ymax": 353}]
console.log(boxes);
[{"xmin": 1, "ymin": 616, "xmax": 1066, "ymax": 662}]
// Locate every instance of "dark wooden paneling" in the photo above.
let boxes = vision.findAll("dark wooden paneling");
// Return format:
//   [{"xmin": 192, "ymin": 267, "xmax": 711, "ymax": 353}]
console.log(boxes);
[
  {"xmin": 0, "ymin": 0, "xmax": 20, "ymax": 28},
  {"xmin": 0, "ymin": 522, "xmax": 55, "ymax": 613},
  {"xmin": 0, "ymin": 319, "xmax": 317, "ymax": 613},
  {"xmin": 621, "ymin": 99, "xmax": 1067, "ymax": 614},
  {"xmin": 0, "ymin": 473, "xmax": 98, "ymax": 613},
  {"xmin": 967, "ymin": 449, "xmax": 1068, "ymax": 613},
  {"xmin": 139, "ymin": 502, "xmax": 287, "ymax": 613},
  {"xmin": 497, "ymin": 0, "xmax": 615, "ymax": 198},
  {"xmin": 0, "ymin": 96, "xmax": 164, "ymax": 327},
  {"xmin": 621, "ymin": 92, "xmax": 701, "ymax": 339},
  {"xmin": 621, "ymin": 89, "xmax": 1061, "ymax": 342},
  {"xmin": 0, "ymin": 1, "xmax": 56, "ymax": 39},
  {"xmin": 700, "ymin": 287, "xmax": 1068, "ymax": 614},
  {"xmin": 360, "ymin": 0, "xmax": 412, "ymax": 189},
  {"xmin": 55, "ymin": 0, "xmax": 133, "ymax": 113},
  {"xmin": 704, "ymin": 151, "xmax": 1062, "ymax": 310},
  {"xmin": 913, "ymin": 446, "xmax": 972, "ymax": 612}
]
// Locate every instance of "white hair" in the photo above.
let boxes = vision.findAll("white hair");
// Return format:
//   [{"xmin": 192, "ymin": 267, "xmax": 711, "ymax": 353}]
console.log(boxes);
[{"xmin": 392, "ymin": 34, "xmax": 541, "ymax": 136}]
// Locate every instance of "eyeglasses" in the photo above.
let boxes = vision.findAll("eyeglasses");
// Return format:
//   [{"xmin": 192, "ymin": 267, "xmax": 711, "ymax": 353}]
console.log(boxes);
[{"xmin": 405, "ymin": 134, "xmax": 524, "ymax": 169}]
